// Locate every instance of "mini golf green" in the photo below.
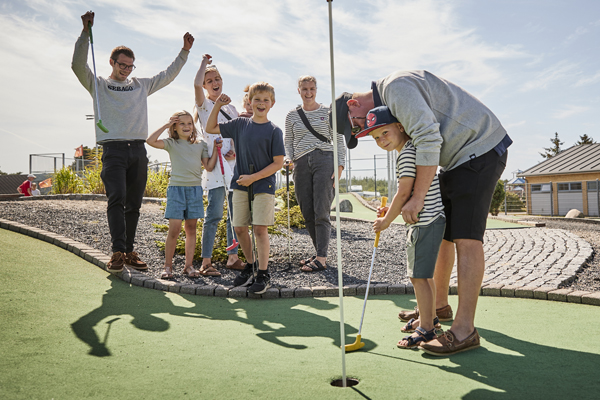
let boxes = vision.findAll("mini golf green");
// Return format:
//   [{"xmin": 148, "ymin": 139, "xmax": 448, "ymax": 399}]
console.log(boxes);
[
  {"xmin": 333, "ymin": 193, "xmax": 529, "ymax": 229},
  {"xmin": 1, "ymin": 228, "xmax": 600, "ymax": 399}
]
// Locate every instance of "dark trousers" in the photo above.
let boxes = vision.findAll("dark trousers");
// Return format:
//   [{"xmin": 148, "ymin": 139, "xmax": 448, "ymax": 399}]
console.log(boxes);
[
  {"xmin": 293, "ymin": 149, "xmax": 335, "ymax": 257},
  {"xmin": 100, "ymin": 141, "xmax": 148, "ymax": 253}
]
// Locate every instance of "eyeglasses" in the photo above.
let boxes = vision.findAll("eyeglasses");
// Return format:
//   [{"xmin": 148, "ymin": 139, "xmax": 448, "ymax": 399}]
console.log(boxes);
[
  {"xmin": 114, "ymin": 61, "xmax": 136, "ymax": 71},
  {"xmin": 348, "ymin": 111, "xmax": 366, "ymax": 134}
]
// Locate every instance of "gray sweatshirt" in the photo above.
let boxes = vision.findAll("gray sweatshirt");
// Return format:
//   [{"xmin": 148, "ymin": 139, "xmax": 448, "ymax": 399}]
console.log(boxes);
[
  {"xmin": 72, "ymin": 31, "xmax": 189, "ymax": 143},
  {"xmin": 376, "ymin": 70, "xmax": 507, "ymax": 171}
]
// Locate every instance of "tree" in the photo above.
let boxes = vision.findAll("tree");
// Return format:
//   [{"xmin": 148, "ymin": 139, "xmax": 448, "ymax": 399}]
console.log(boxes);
[
  {"xmin": 539, "ymin": 132, "xmax": 563, "ymax": 159},
  {"xmin": 489, "ymin": 180, "xmax": 506, "ymax": 216},
  {"xmin": 576, "ymin": 134, "xmax": 596, "ymax": 145}
]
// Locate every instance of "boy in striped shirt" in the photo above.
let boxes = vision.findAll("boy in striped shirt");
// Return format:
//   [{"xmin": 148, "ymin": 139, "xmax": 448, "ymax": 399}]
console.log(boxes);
[{"xmin": 360, "ymin": 106, "xmax": 446, "ymax": 350}]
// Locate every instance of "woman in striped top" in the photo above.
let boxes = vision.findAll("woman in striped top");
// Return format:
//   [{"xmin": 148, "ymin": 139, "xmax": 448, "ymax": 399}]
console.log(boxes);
[{"xmin": 284, "ymin": 75, "xmax": 346, "ymax": 272}]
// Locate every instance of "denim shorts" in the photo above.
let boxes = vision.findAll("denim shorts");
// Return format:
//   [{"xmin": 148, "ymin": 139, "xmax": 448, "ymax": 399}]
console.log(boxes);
[{"xmin": 164, "ymin": 186, "xmax": 204, "ymax": 220}]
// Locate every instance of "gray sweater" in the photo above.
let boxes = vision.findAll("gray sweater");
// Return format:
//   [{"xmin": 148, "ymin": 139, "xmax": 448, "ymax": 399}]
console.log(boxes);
[
  {"xmin": 376, "ymin": 70, "xmax": 507, "ymax": 171},
  {"xmin": 72, "ymin": 31, "xmax": 189, "ymax": 143}
]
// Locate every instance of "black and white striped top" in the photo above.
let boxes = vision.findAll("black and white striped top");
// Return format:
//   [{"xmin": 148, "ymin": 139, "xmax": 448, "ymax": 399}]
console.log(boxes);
[
  {"xmin": 284, "ymin": 104, "xmax": 346, "ymax": 166},
  {"xmin": 397, "ymin": 141, "xmax": 444, "ymax": 226}
]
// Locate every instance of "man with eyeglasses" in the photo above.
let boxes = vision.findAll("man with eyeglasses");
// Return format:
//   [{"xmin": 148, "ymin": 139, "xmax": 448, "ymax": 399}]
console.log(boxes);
[
  {"xmin": 334, "ymin": 71, "xmax": 511, "ymax": 356},
  {"xmin": 72, "ymin": 11, "xmax": 194, "ymax": 273}
]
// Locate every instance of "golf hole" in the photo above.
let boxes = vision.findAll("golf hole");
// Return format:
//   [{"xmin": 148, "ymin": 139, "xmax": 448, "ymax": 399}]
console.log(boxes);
[{"xmin": 330, "ymin": 378, "xmax": 359, "ymax": 387}]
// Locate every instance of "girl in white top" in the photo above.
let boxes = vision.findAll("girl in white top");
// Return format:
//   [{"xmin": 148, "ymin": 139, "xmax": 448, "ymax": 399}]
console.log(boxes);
[
  {"xmin": 146, "ymin": 110, "xmax": 222, "ymax": 279},
  {"xmin": 193, "ymin": 55, "xmax": 243, "ymax": 271},
  {"xmin": 31, "ymin": 182, "xmax": 41, "ymax": 196}
]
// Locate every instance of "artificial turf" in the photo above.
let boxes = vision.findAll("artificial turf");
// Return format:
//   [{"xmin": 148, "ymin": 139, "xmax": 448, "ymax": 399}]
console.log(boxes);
[{"xmin": 1, "ymin": 228, "xmax": 600, "ymax": 399}]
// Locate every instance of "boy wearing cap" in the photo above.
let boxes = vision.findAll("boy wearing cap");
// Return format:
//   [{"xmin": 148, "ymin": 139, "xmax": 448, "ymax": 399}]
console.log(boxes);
[{"xmin": 365, "ymin": 106, "xmax": 447, "ymax": 351}]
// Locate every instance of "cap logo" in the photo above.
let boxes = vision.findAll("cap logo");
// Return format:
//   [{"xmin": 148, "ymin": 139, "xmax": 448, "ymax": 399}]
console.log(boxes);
[{"xmin": 366, "ymin": 112, "xmax": 377, "ymax": 128}]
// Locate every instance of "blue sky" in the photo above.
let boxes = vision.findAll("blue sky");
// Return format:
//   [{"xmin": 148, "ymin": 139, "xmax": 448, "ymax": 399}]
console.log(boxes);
[{"xmin": 1, "ymin": 0, "xmax": 599, "ymax": 181}]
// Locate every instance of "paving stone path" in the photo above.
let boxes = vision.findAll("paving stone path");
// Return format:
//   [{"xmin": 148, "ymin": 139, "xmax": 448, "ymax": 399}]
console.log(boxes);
[{"xmin": 448, "ymin": 228, "xmax": 594, "ymax": 288}]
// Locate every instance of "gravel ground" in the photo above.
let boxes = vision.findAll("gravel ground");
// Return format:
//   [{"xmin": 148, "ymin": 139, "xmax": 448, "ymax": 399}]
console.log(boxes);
[
  {"xmin": 1, "ymin": 199, "xmax": 598, "ymax": 292},
  {"xmin": 0, "ymin": 199, "xmax": 410, "ymax": 289}
]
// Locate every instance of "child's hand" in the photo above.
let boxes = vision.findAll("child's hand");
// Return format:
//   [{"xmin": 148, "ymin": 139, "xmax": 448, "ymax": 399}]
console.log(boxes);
[
  {"xmin": 202, "ymin": 54, "xmax": 212, "ymax": 64},
  {"xmin": 216, "ymin": 94, "xmax": 231, "ymax": 107},
  {"xmin": 183, "ymin": 32, "xmax": 194, "ymax": 51},
  {"xmin": 373, "ymin": 217, "xmax": 390, "ymax": 233},
  {"xmin": 376, "ymin": 206, "xmax": 389, "ymax": 218},
  {"xmin": 236, "ymin": 174, "xmax": 254, "ymax": 187},
  {"xmin": 214, "ymin": 138, "xmax": 223, "ymax": 149},
  {"xmin": 224, "ymin": 149, "xmax": 235, "ymax": 160}
]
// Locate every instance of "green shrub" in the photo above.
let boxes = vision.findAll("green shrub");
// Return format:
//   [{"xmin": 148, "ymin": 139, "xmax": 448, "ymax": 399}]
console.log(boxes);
[
  {"xmin": 82, "ymin": 159, "xmax": 105, "ymax": 194},
  {"xmin": 274, "ymin": 182, "xmax": 305, "ymax": 229},
  {"xmin": 489, "ymin": 180, "xmax": 506, "ymax": 216},
  {"xmin": 51, "ymin": 167, "xmax": 84, "ymax": 194},
  {"xmin": 145, "ymin": 168, "xmax": 169, "ymax": 198}
]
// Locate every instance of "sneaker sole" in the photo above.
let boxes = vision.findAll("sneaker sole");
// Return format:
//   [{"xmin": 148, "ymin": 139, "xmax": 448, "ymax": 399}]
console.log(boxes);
[
  {"xmin": 107, "ymin": 267, "xmax": 124, "ymax": 273},
  {"xmin": 249, "ymin": 282, "xmax": 271, "ymax": 295},
  {"xmin": 234, "ymin": 275, "xmax": 254, "ymax": 287}
]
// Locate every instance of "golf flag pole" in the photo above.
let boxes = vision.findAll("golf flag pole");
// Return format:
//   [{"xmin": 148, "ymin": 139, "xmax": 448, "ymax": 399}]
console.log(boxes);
[{"xmin": 326, "ymin": 0, "xmax": 347, "ymax": 388}]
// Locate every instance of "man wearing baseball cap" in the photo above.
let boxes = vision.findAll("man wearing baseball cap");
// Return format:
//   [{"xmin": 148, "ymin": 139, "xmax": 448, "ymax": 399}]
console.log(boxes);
[
  {"xmin": 17, "ymin": 174, "xmax": 36, "ymax": 197},
  {"xmin": 337, "ymin": 70, "xmax": 511, "ymax": 355}
]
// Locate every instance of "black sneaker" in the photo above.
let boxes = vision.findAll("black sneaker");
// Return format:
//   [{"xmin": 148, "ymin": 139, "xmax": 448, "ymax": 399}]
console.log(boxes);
[
  {"xmin": 233, "ymin": 262, "xmax": 256, "ymax": 287},
  {"xmin": 249, "ymin": 270, "xmax": 271, "ymax": 294}
]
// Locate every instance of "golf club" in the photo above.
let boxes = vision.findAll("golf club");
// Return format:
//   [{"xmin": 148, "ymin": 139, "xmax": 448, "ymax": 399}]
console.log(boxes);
[
  {"xmin": 248, "ymin": 164, "xmax": 258, "ymax": 278},
  {"xmin": 285, "ymin": 162, "xmax": 292, "ymax": 267},
  {"xmin": 345, "ymin": 196, "xmax": 388, "ymax": 352},
  {"xmin": 216, "ymin": 139, "xmax": 239, "ymax": 252},
  {"xmin": 87, "ymin": 22, "xmax": 109, "ymax": 133}
]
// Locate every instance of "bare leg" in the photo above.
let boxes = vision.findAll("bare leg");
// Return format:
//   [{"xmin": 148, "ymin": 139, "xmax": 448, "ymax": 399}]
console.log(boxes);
[
  {"xmin": 434, "ymin": 239, "xmax": 455, "ymax": 309},
  {"xmin": 235, "ymin": 226, "xmax": 254, "ymax": 264},
  {"xmin": 164, "ymin": 219, "xmax": 182, "ymax": 269},
  {"xmin": 451, "ymin": 238, "xmax": 484, "ymax": 340},
  {"xmin": 398, "ymin": 278, "xmax": 436, "ymax": 346},
  {"xmin": 254, "ymin": 225, "xmax": 269, "ymax": 271},
  {"xmin": 183, "ymin": 219, "xmax": 198, "ymax": 268}
]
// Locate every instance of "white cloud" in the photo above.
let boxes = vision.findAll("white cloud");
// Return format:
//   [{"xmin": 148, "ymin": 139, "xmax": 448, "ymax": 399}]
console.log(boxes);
[
  {"xmin": 553, "ymin": 105, "xmax": 590, "ymax": 119},
  {"xmin": 520, "ymin": 60, "xmax": 580, "ymax": 92}
]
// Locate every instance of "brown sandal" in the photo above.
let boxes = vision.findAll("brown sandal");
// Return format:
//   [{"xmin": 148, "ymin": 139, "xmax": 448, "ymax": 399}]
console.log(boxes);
[
  {"xmin": 199, "ymin": 265, "xmax": 221, "ymax": 277},
  {"xmin": 226, "ymin": 259, "xmax": 245, "ymax": 270}
]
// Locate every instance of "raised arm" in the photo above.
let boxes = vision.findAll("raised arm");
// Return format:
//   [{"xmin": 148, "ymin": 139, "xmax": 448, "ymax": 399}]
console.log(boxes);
[
  {"xmin": 71, "ymin": 11, "xmax": 95, "ymax": 92},
  {"xmin": 146, "ymin": 117, "xmax": 177, "ymax": 149},
  {"xmin": 193, "ymin": 54, "xmax": 212, "ymax": 109},
  {"xmin": 206, "ymin": 93, "xmax": 231, "ymax": 134}
]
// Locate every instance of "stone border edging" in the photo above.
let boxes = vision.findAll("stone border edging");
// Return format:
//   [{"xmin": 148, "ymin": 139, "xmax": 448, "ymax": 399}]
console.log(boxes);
[
  {"xmin": 1, "ymin": 217, "xmax": 599, "ymax": 305},
  {"xmin": 0, "ymin": 193, "xmax": 165, "ymax": 205}
]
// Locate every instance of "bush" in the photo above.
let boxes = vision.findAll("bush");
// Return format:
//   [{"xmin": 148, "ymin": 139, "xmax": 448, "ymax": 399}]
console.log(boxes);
[
  {"xmin": 274, "ymin": 182, "xmax": 305, "ymax": 229},
  {"xmin": 51, "ymin": 167, "xmax": 84, "ymax": 194},
  {"xmin": 489, "ymin": 180, "xmax": 506, "ymax": 216},
  {"xmin": 82, "ymin": 159, "xmax": 105, "ymax": 194},
  {"xmin": 145, "ymin": 168, "xmax": 169, "ymax": 198}
]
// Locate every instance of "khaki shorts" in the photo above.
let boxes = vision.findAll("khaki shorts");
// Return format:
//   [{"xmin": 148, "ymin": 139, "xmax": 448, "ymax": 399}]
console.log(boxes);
[
  {"xmin": 406, "ymin": 215, "xmax": 446, "ymax": 279},
  {"xmin": 232, "ymin": 189, "xmax": 275, "ymax": 227}
]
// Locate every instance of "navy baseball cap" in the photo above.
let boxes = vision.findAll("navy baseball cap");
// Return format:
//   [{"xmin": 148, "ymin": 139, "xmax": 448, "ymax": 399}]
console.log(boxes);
[{"xmin": 355, "ymin": 106, "xmax": 398, "ymax": 138}]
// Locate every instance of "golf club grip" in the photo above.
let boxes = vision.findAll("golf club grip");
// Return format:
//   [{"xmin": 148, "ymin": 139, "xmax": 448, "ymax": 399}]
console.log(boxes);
[
  {"xmin": 248, "ymin": 164, "xmax": 254, "ymax": 204},
  {"xmin": 217, "ymin": 148, "xmax": 225, "ymax": 174},
  {"xmin": 374, "ymin": 196, "xmax": 388, "ymax": 248},
  {"xmin": 88, "ymin": 22, "xmax": 94, "ymax": 43}
]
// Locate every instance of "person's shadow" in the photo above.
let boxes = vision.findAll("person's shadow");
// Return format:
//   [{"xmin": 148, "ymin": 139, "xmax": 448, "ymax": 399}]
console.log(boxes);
[
  {"xmin": 71, "ymin": 276, "xmax": 374, "ymax": 357},
  {"xmin": 71, "ymin": 276, "xmax": 208, "ymax": 357},
  {"xmin": 367, "ymin": 327, "xmax": 600, "ymax": 399}
]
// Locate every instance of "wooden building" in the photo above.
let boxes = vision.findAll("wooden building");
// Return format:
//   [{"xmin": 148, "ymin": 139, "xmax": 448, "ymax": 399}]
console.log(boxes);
[{"xmin": 519, "ymin": 143, "xmax": 600, "ymax": 216}]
